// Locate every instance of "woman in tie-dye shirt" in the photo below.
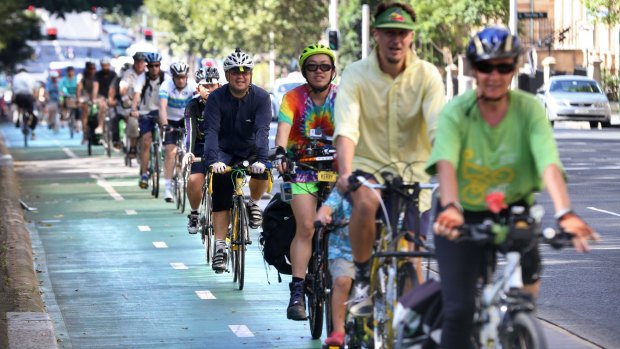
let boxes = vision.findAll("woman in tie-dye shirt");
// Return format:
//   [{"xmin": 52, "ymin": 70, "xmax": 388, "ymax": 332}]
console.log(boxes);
[{"xmin": 273, "ymin": 44, "xmax": 338, "ymax": 324}]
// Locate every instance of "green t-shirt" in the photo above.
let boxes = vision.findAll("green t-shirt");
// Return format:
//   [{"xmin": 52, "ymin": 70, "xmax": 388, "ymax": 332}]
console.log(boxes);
[{"xmin": 426, "ymin": 89, "xmax": 563, "ymax": 211}]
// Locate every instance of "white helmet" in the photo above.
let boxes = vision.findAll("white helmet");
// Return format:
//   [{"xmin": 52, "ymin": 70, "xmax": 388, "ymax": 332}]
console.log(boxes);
[
  {"xmin": 223, "ymin": 48, "xmax": 254, "ymax": 72},
  {"xmin": 170, "ymin": 62, "xmax": 189, "ymax": 76}
]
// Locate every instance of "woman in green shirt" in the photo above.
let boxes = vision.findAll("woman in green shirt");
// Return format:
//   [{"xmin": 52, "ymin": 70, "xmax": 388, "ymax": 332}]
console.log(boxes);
[{"xmin": 425, "ymin": 26, "xmax": 599, "ymax": 349}]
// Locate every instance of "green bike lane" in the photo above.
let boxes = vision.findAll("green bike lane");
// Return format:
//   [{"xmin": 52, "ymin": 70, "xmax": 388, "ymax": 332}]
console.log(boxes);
[{"xmin": 4, "ymin": 123, "xmax": 322, "ymax": 348}]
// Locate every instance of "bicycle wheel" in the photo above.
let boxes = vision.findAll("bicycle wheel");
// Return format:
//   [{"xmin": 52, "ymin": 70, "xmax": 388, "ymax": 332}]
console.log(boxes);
[
  {"xmin": 104, "ymin": 115, "xmax": 112, "ymax": 157},
  {"xmin": 69, "ymin": 109, "xmax": 75, "ymax": 139},
  {"xmin": 372, "ymin": 260, "xmax": 397, "ymax": 349},
  {"xmin": 232, "ymin": 197, "xmax": 247, "ymax": 290},
  {"xmin": 87, "ymin": 126, "xmax": 93, "ymax": 156},
  {"xmin": 151, "ymin": 142, "xmax": 160, "ymax": 198},
  {"xmin": 501, "ymin": 312, "xmax": 548, "ymax": 349},
  {"xmin": 307, "ymin": 229, "xmax": 324, "ymax": 339},
  {"xmin": 200, "ymin": 184, "xmax": 213, "ymax": 264},
  {"xmin": 180, "ymin": 170, "xmax": 187, "ymax": 213},
  {"xmin": 21, "ymin": 112, "xmax": 29, "ymax": 148}
]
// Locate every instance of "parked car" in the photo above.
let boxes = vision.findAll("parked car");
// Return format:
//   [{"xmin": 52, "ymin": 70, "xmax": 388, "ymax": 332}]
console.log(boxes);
[
  {"xmin": 536, "ymin": 75, "xmax": 612, "ymax": 128},
  {"xmin": 270, "ymin": 73, "xmax": 306, "ymax": 120}
]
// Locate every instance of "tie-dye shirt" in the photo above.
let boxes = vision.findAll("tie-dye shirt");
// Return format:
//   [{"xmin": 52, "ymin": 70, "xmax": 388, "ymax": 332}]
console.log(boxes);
[{"xmin": 278, "ymin": 83, "xmax": 337, "ymax": 150}]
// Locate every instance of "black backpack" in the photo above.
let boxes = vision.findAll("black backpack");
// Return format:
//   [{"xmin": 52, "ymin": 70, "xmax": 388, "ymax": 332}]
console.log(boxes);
[
  {"xmin": 393, "ymin": 279, "xmax": 443, "ymax": 349},
  {"xmin": 260, "ymin": 193, "xmax": 296, "ymax": 279}
]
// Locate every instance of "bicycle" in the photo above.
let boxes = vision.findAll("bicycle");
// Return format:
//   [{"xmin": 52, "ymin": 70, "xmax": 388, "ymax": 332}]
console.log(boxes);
[
  {"xmin": 195, "ymin": 157, "xmax": 213, "ymax": 265},
  {"xmin": 170, "ymin": 127, "xmax": 187, "ymax": 212},
  {"xmin": 144, "ymin": 123, "xmax": 162, "ymax": 198},
  {"xmin": 101, "ymin": 105, "xmax": 114, "ymax": 158},
  {"xmin": 207, "ymin": 161, "xmax": 273, "ymax": 290},
  {"xmin": 346, "ymin": 172, "xmax": 437, "ymax": 349},
  {"xmin": 18, "ymin": 107, "xmax": 32, "ymax": 148},
  {"xmin": 447, "ymin": 205, "xmax": 573, "ymax": 349},
  {"xmin": 64, "ymin": 96, "xmax": 79, "ymax": 140},
  {"xmin": 85, "ymin": 102, "xmax": 100, "ymax": 156}
]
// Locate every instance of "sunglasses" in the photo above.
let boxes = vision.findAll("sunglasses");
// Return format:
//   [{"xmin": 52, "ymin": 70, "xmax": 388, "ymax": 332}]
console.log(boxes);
[
  {"xmin": 305, "ymin": 63, "xmax": 333, "ymax": 72},
  {"xmin": 148, "ymin": 64, "xmax": 161, "ymax": 68},
  {"xmin": 475, "ymin": 62, "xmax": 515, "ymax": 74}
]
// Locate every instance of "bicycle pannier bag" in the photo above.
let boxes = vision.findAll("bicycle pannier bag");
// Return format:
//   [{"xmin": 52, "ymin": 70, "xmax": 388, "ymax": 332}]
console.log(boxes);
[{"xmin": 260, "ymin": 192, "xmax": 296, "ymax": 276}]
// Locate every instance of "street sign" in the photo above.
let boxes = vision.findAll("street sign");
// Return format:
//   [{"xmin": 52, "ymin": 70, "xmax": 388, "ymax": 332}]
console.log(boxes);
[{"xmin": 518, "ymin": 12, "xmax": 548, "ymax": 20}]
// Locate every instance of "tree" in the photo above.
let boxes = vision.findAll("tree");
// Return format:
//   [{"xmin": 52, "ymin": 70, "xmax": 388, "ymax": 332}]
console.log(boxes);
[
  {"xmin": 0, "ymin": 1, "xmax": 41, "ymax": 72},
  {"xmin": 580, "ymin": 0, "xmax": 620, "ymax": 27}
]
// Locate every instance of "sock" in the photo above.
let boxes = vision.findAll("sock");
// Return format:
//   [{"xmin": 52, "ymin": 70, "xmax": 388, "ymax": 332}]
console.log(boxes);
[
  {"xmin": 292, "ymin": 276, "xmax": 304, "ymax": 284},
  {"xmin": 165, "ymin": 179, "xmax": 171, "ymax": 188},
  {"xmin": 354, "ymin": 260, "xmax": 370, "ymax": 280},
  {"xmin": 191, "ymin": 210, "xmax": 198, "ymax": 215},
  {"xmin": 215, "ymin": 239, "xmax": 226, "ymax": 250}
]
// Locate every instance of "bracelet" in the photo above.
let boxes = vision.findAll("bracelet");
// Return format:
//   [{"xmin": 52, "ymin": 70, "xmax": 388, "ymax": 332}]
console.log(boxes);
[
  {"xmin": 442, "ymin": 201, "xmax": 464, "ymax": 214},
  {"xmin": 554, "ymin": 208, "xmax": 574, "ymax": 221}
]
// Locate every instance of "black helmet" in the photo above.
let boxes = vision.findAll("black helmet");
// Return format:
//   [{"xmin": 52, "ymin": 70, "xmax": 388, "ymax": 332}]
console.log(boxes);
[
  {"xmin": 132, "ymin": 52, "xmax": 147, "ymax": 62},
  {"xmin": 466, "ymin": 26, "xmax": 521, "ymax": 64}
]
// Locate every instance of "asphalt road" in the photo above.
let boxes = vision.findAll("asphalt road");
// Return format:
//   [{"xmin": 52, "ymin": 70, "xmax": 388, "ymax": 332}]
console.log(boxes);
[{"xmin": 1, "ymin": 121, "xmax": 617, "ymax": 348}]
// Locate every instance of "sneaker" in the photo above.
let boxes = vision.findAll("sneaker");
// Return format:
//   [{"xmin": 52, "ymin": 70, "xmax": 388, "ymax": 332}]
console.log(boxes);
[
  {"xmin": 247, "ymin": 202, "xmax": 262, "ymax": 229},
  {"xmin": 212, "ymin": 245, "xmax": 227, "ymax": 273},
  {"xmin": 187, "ymin": 213, "xmax": 199, "ymax": 234},
  {"xmin": 347, "ymin": 277, "xmax": 372, "ymax": 317},
  {"xmin": 323, "ymin": 331, "xmax": 345, "ymax": 348},
  {"xmin": 139, "ymin": 175, "xmax": 149, "ymax": 189},
  {"xmin": 287, "ymin": 280, "xmax": 307, "ymax": 320},
  {"xmin": 164, "ymin": 185, "xmax": 173, "ymax": 203},
  {"xmin": 94, "ymin": 126, "xmax": 103, "ymax": 134},
  {"xmin": 30, "ymin": 132, "xmax": 36, "ymax": 141}
]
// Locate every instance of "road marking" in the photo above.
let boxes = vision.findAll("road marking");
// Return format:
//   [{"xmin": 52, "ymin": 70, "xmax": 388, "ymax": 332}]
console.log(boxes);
[
  {"xmin": 138, "ymin": 225, "xmax": 151, "ymax": 231},
  {"xmin": 125, "ymin": 209, "xmax": 137, "ymax": 215},
  {"xmin": 195, "ymin": 290, "xmax": 216, "ymax": 300},
  {"xmin": 587, "ymin": 207, "xmax": 620, "ymax": 217},
  {"xmin": 92, "ymin": 174, "xmax": 124, "ymax": 201},
  {"xmin": 170, "ymin": 263, "xmax": 188, "ymax": 270},
  {"xmin": 565, "ymin": 166, "xmax": 620, "ymax": 171},
  {"xmin": 228, "ymin": 325, "xmax": 254, "ymax": 337},
  {"xmin": 152, "ymin": 241, "xmax": 168, "ymax": 248},
  {"xmin": 110, "ymin": 181, "xmax": 139, "ymax": 187},
  {"xmin": 53, "ymin": 140, "xmax": 77, "ymax": 159}
]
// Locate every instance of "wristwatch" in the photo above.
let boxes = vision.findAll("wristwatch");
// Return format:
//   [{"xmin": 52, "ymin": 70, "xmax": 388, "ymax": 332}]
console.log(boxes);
[
  {"xmin": 554, "ymin": 208, "xmax": 574, "ymax": 221},
  {"xmin": 442, "ymin": 201, "xmax": 464, "ymax": 214}
]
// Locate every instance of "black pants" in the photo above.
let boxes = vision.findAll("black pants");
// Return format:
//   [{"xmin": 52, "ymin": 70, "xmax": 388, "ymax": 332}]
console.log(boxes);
[{"xmin": 15, "ymin": 93, "xmax": 38, "ymax": 130}]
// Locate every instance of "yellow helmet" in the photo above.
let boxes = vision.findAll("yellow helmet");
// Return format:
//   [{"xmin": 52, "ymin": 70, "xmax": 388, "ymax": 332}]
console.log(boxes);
[{"xmin": 298, "ymin": 43, "xmax": 335, "ymax": 70}]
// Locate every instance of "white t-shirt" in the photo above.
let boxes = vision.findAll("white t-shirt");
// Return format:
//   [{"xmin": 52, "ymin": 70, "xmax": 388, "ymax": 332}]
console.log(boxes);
[
  {"xmin": 159, "ymin": 79, "xmax": 196, "ymax": 122},
  {"xmin": 134, "ymin": 73, "xmax": 164, "ymax": 114},
  {"xmin": 119, "ymin": 68, "xmax": 143, "ymax": 111},
  {"xmin": 12, "ymin": 72, "xmax": 35, "ymax": 95}
]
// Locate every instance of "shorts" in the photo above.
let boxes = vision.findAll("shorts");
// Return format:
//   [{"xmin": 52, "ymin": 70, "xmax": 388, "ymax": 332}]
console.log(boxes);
[
  {"xmin": 292, "ymin": 182, "xmax": 318, "ymax": 195},
  {"xmin": 15, "ymin": 93, "xmax": 34, "ymax": 113},
  {"xmin": 354, "ymin": 169, "xmax": 431, "ymax": 237},
  {"xmin": 190, "ymin": 142, "xmax": 205, "ymax": 175},
  {"xmin": 138, "ymin": 110, "xmax": 159, "ymax": 136},
  {"xmin": 329, "ymin": 258, "xmax": 355, "ymax": 280},
  {"xmin": 163, "ymin": 119, "xmax": 184, "ymax": 145},
  {"xmin": 211, "ymin": 155, "xmax": 269, "ymax": 212}
]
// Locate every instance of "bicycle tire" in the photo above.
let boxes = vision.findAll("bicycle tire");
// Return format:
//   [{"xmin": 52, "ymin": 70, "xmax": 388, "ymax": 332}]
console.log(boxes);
[
  {"xmin": 308, "ymin": 229, "xmax": 324, "ymax": 339},
  {"xmin": 200, "ymin": 184, "xmax": 213, "ymax": 264},
  {"xmin": 104, "ymin": 116, "xmax": 112, "ymax": 157},
  {"xmin": 372, "ymin": 260, "xmax": 397, "ymax": 349},
  {"xmin": 500, "ymin": 312, "xmax": 548, "ymax": 349},
  {"xmin": 180, "ymin": 172, "xmax": 187, "ymax": 213},
  {"xmin": 87, "ymin": 126, "xmax": 93, "ymax": 156},
  {"xmin": 152, "ymin": 142, "xmax": 160, "ymax": 198},
  {"xmin": 69, "ymin": 109, "xmax": 75, "ymax": 139},
  {"xmin": 21, "ymin": 112, "xmax": 29, "ymax": 148},
  {"xmin": 235, "ymin": 197, "xmax": 247, "ymax": 290}
]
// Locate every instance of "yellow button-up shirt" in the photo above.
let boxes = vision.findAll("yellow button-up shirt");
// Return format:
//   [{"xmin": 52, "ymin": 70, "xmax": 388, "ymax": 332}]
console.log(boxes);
[{"xmin": 334, "ymin": 48, "xmax": 446, "ymax": 211}]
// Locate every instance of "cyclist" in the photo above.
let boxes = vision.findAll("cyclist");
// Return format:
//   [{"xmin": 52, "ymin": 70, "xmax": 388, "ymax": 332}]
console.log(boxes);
[
  {"xmin": 203, "ymin": 48, "xmax": 271, "ymax": 272},
  {"xmin": 108, "ymin": 62, "xmax": 132, "ymax": 149},
  {"xmin": 76, "ymin": 61, "xmax": 98, "ymax": 143},
  {"xmin": 316, "ymin": 190, "xmax": 353, "ymax": 348},
  {"xmin": 426, "ymin": 26, "xmax": 599, "ymax": 349},
  {"xmin": 131, "ymin": 52, "xmax": 165, "ymax": 189},
  {"xmin": 159, "ymin": 61, "xmax": 197, "ymax": 202},
  {"xmin": 333, "ymin": 1, "xmax": 446, "ymax": 317},
  {"xmin": 273, "ymin": 43, "xmax": 338, "ymax": 320},
  {"xmin": 44, "ymin": 70, "xmax": 61, "ymax": 132},
  {"xmin": 183, "ymin": 67, "xmax": 221, "ymax": 233},
  {"xmin": 59, "ymin": 66, "xmax": 78, "ymax": 129},
  {"xmin": 12, "ymin": 66, "xmax": 38, "ymax": 138},
  {"xmin": 94, "ymin": 57, "xmax": 117, "ymax": 134},
  {"xmin": 118, "ymin": 52, "xmax": 147, "ymax": 158}
]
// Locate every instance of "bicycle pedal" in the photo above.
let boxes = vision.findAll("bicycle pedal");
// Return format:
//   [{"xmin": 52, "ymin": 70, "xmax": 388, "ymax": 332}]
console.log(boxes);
[{"xmin": 246, "ymin": 239, "xmax": 252, "ymax": 245}]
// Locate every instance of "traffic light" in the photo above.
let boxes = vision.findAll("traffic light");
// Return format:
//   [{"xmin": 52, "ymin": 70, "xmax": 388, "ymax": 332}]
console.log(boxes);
[
  {"xmin": 144, "ymin": 28, "xmax": 153, "ymax": 41},
  {"xmin": 328, "ymin": 30, "xmax": 339, "ymax": 51},
  {"xmin": 47, "ymin": 27, "xmax": 57, "ymax": 40}
]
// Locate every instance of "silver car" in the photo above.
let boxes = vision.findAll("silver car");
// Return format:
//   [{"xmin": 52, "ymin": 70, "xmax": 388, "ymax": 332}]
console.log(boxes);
[{"xmin": 536, "ymin": 75, "xmax": 612, "ymax": 128}]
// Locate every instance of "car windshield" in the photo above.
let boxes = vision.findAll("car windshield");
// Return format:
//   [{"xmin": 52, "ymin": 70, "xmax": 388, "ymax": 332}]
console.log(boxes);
[{"xmin": 549, "ymin": 80, "xmax": 602, "ymax": 93}]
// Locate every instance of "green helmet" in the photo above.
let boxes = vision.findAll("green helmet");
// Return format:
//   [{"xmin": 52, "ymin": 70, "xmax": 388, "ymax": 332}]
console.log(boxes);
[{"xmin": 298, "ymin": 43, "xmax": 335, "ymax": 70}]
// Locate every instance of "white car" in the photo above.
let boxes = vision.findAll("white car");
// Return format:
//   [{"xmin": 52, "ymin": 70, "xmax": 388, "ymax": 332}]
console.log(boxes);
[
  {"xmin": 270, "ymin": 74, "xmax": 306, "ymax": 120},
  {"xmin": 536, "ymin": 75, "xmax": 612, "ymax": 128}
]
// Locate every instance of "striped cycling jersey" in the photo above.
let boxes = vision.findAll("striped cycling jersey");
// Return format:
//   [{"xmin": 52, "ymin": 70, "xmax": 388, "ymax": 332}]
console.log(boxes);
[{"xmin": 159, "ymin": 78, "xmax": 197, "ymax": 122}]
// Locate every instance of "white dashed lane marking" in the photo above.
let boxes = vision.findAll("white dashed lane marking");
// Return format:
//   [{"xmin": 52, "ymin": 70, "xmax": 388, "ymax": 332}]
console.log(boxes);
[
  {"xmin": 195, "ymin": 290, "xmax": 216, "ymax": 300},
  {"xmin": 587, "ymin": 206, "xmax": 620, "ymax": 217},
  {"xmin": 152, "ymin": 241, "xmax": 168, "ymax": 248},
  {"xmin": 170, "ymin": 263, "xmax": 188, "ymax": 270},
  {"xmin": 138, "ymin": 225, "xmax": 151, "ymax": 231},
  {"xmin": 229, "ymin": 325, "xmax": 254, "ymax": 337},
  {"xmin": 91, "ymin": 174, "xmax": 124, "ymax": 201},
  {"xmin": 125, "ymin": 209, "xmax": 137, "ymax": 215}
]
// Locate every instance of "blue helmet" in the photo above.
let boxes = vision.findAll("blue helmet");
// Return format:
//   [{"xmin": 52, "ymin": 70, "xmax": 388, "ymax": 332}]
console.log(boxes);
[
  {"xmin": 145, "ymin": 52, "xmax": 162, "ymax": 64},
  {"xmin": 466, "ymin": 26, "xmax": 521, "ymax": 63}
]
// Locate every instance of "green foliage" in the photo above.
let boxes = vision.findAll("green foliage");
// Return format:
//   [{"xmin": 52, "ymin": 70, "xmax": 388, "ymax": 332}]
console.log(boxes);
[
  {"xmin": 580, "ymin": 0, "xmax": 620, "ymax": 27},
  {"xmin": 0, "ymin": 1, "xmax": 41, "ymax": 71},
  {"xmin": 601, "ymin": 67, "xmax": 619, "ymax": 101},
  {"xmin": 145, "ymin": 0, "xmax": 329, "ymax": 72}
]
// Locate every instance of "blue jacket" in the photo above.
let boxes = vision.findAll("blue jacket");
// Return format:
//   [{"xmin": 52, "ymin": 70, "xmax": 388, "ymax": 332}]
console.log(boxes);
[{"xmin": 203, "ymin": 84, "xmax": 271, "ymax": 165}]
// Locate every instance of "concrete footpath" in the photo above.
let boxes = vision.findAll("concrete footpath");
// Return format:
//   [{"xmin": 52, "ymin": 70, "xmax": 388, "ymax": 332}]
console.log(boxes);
[{"xmin": 0, "ymin": 125, "xmax": 604, "ymax": 348}]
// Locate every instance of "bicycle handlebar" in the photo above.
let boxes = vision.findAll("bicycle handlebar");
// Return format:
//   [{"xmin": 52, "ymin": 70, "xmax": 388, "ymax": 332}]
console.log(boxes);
[
  {"xmin": 313, "ymin": 219, "xmax": 349, "ymax": 230},
  {"xmin": 456, "ymin": 220, "xmax": 574, "ymax": 250}
]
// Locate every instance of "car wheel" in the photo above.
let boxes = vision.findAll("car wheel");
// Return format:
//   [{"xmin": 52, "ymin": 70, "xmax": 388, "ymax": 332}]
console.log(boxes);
[
  {"xmin": 589, "ymin": 121, "xmax": 599, "ymax": 129},
  {"xmin": 602, "ymin": 120, "xmax": 612, "ymax": 128}
]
